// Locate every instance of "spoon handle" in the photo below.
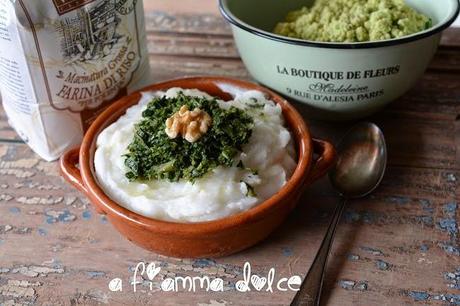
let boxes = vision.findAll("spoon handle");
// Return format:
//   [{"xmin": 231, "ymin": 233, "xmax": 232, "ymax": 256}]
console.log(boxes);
[{"xmin": 290, "ymin": 199, "xmax": 347, "ymax": 306}]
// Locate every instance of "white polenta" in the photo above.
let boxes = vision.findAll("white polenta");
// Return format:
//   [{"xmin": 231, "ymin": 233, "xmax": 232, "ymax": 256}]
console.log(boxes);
[{"xmin": 94, "ymin": 88, "xmax": 297, "ymax": 222}]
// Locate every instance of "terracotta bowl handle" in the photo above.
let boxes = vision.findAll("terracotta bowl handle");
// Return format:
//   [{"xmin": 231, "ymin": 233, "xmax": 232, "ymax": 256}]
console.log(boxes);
[
  {"xmin": 60, "ymin": 147, "xmax": 88, "ymax": 195},
  {"xmin": 305, "ymin": 138, "xmax": 337, "ymax": 185},
  {"xmin": 60, "ymin": 147, "xmax": 107, "ymax": 215}
]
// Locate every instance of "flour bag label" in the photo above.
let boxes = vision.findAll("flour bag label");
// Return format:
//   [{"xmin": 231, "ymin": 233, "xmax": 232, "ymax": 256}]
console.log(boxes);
[{"xmin": 0, "ymin": 0, "xmax": 151, "ymax": 160}]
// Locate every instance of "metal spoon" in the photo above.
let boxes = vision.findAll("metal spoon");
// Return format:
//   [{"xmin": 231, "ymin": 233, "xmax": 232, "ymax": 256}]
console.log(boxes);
[{"xmin": 291, "ymin": 122, "xmax": 387, "ymax": 306}]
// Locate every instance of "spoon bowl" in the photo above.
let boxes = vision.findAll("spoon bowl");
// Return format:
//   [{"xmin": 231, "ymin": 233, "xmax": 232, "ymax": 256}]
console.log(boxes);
[{"xmin": 329, "ymin": 123, "xmax": 387, "ymax": 199}]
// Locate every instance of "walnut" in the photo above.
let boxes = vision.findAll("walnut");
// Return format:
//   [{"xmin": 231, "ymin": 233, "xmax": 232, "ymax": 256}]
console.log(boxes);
[{"xmin": 165, "ymin": 105, "xmax": 212, "ymax": 143}]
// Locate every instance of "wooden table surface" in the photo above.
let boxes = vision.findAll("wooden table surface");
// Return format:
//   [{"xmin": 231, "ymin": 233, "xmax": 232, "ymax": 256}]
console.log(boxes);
[{"xmin": 1, "ymin": 1, "xmax": 459, "ymax": 305}]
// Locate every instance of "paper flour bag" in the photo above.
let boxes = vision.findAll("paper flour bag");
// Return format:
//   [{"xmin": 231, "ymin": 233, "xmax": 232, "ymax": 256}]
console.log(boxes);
[{"xmin": 0, "ymin": 0, "xmax": 151, "ymax": 161}]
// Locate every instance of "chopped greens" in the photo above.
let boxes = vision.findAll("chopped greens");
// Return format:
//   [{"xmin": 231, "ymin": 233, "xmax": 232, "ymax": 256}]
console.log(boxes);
[
  {"xmin": 242, "ymin": 181, "xmax": 257, "ymax": 198},
  {"xmin": 124, "ymin": 93, "xmax": 254, "ymax": 183},
  {"xmin": 247, "ymin": 97, "xmax": 265, "ymax": 109}
]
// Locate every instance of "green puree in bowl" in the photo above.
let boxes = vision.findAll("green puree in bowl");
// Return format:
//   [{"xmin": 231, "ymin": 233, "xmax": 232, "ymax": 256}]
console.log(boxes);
[
  {"xmin": 124, "ymin": 93, "xmax": 254, "ymax": 183},
  {"xmin": 274, "ymin": 0, "xmax": 432, "ymax": 42}
]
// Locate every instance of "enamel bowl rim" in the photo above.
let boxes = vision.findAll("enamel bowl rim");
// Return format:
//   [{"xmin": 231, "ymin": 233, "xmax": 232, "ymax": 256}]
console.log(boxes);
[
  {"xmin": 79, "ymin": 76, "xmax": 314, "ymax": 236},
  {"xmin": 219, "ymin": 0, "xmax": 460, "ymax": 49}
]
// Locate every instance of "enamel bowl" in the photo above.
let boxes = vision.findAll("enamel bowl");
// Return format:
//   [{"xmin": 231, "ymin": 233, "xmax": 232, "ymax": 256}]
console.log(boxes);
[
  {"xmin": 60, "ymin": 77, "xmax": 336, "ymax": 258},
  {"xmin": 220, "ymin": 0, "xmax": 460, "ymax": 120}
]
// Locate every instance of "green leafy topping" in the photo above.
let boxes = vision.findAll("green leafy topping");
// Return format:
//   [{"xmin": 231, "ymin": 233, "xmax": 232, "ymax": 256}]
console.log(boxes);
[
  {"xmin": 124, "ymin": 93, "xmax": 254, "ymax": 183},
  {"xmin": 246, "ymin": 97, "xmax": 264, "ymax": 109},
  {"xmin": 242, "ymin": 181, "xmax": 257, "ymax": 197}
]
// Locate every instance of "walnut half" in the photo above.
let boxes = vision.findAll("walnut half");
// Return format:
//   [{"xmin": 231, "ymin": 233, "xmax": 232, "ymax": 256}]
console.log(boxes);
[{"xmin": 165, "ymin": 105, "xmax": 212, "ymax": 143}]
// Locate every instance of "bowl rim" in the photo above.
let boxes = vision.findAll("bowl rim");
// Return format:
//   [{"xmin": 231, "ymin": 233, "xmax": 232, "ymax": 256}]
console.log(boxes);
[
  {"xmin": 79, "ymin": 76, "xmax": 314, "ymax": 236},
  {"xmin": 219, "ymin": 0, "xmax": 460, "ymax": 49}
]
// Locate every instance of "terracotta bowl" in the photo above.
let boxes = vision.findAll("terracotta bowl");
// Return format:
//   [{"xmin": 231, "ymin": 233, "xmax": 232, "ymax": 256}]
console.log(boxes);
[{"xmin": 60, "ymin": 77, "xmax": 336, "ymax": 258}]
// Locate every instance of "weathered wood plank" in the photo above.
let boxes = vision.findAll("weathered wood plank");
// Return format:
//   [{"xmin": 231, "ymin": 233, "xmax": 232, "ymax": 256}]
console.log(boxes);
[
  {"xmin": 145, "ymin": 11, "xmax": 231, "ymax": 36},
  {"xmin": 145, "ymin": 10, "xmax": 460, "ymax": 49},
  {"xmin": 306, "ymin": 111, "xmax": 459, "ymax": 171},
  {"xmin": 147, "ymin": 33, "xmax": 238, "ymax": 59},
  {"xmin": 389, "ymin": 72, "xmax": 460, "ymax": 116},
  {"xmin": 441, "ymin": 28, "xmax": 460, "ymax": 47},
  {"xmin": 0, "ymin": 144, "xmax": 458, "ymax": 305},
  {"xmin": 143, "ymin": 0, "xmax": 219, "ymax": 15},
  {"xmin": 149, "ymin": 55, "xmax": 249, "ymax": 80},
  {"xmin": 429, "ymin": 47, "xmax": 460, "ymax": 72},
  {"xmin": 0, "ymin": 107, "xmax": 20, "ymax": 142}
]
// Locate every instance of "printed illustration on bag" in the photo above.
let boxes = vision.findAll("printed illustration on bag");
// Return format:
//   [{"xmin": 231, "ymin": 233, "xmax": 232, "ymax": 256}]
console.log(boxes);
[
  {"xmin": 47, "ymin": 0, "xmax": 141, "ymax": 112},
  {"xmin": 0, "ymin": 0, "xmax": 149, "ymax": 161},
  {"xmin": 56, "ymin": 0, "xmax": 122, "ymax": 63}
]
